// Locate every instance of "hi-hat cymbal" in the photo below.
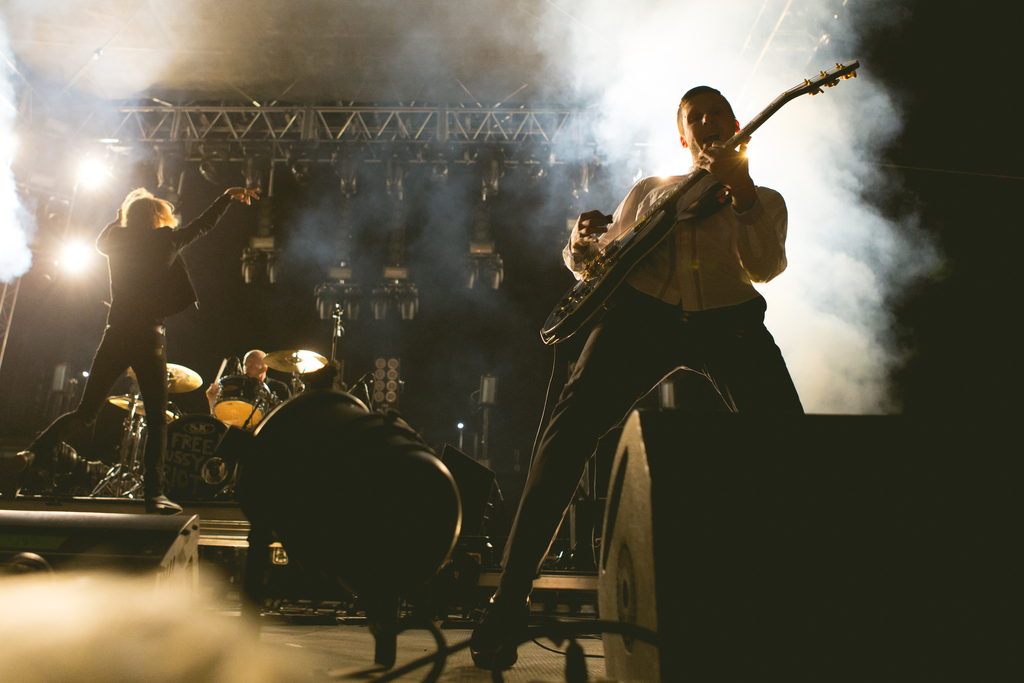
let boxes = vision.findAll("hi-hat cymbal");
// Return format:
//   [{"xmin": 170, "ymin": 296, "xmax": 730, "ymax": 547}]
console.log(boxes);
[
  {"xmin": 107, "ymin": 395, "xmax": 177, "ymax": 422},
  {"xmin": 128, "ymin": 364, "xmax": 202, "ymax": 393},
  {"xmin": 264, "ymin": 349, "xmax": 328, "ymax": 374}
]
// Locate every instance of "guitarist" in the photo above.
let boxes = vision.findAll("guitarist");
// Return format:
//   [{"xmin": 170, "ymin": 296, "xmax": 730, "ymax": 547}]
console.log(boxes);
[{"xmin": 471, "ymin": 86, "xmax": 803, "ymax": 670}]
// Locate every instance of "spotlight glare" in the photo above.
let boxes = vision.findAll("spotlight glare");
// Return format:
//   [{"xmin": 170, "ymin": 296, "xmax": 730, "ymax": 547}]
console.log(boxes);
[
  {"xmin": 78, "ymin": 158, "xmax": 112, "ymax": 188},
  {"xmin": 58, "ymin": 240, "xmax": 93, "ymax": 273}
]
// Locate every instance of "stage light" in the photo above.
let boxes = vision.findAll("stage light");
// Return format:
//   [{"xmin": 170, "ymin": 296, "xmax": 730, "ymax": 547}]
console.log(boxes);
[
  {"xmin": 386, "ymin": 156, "xmax": 405, "ymax": 200},
  {"xmin": 241, "ymin": 236, "xmax": 281, "ymax": 284},
  {"xmin": 571, "ymin": 160, "xmax": 593, "ymax": 199},
  {"xmin": 368, "ymin": 270, "xmax": 419, "ymax": 321},
  {"xmin": 315, "ymin": 277, "xmax": 362, "ymax": 322},
  {"xmin": 526, "ymin": 161, "xmax": 546, "ymax": 184},
  {"xmin": 479, "ymin": 150, "xmax": 504, "ymax": 201},
  {"xmin": 369, "ymin": 285, "xmax": 390, "ymax": 321},
  {"xmin": 333, "ymin": 151, "xmax": 361, "ymax": 197},
  {"xmin": 198, "ymin": 154, "xmax": 225, "ymax": 185},
  {"xmin": 243, "ymin": 154, "xmax": 267, "ymax": 193},
  {"xmin": 431, "ymin": 161, "xmax": 449, "ymax": 184},
  {"xmin": 156, "ymin": 149, "xmax": 185, "ymax": 204},
  {"xmin": 77, "ymin": 158, "xmax": 112, "ymax": 188},
  {"xmin": 56, "ymin": 240, "xmax": 94, "ymax": 273},
  {"xmin": 396, "ymin": 285, "xmax": 419, "ymax": 321},
  {"xmin": 467, "ymin": 243, "xmax": 503, "ymax": 290},
  {"xmin": 290, "ymin": 155, "xmax": 314, "ymax": 185},
  {"xmin": 370, "ymin": 357, "xmax": 402, "ymax": 408}
]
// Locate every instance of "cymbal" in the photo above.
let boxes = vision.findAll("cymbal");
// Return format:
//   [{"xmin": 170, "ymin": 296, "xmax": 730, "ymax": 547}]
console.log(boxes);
[
  {"xmin": 107, "ymin": 395, "xmax": 177, "ymax": 422},
  {"xmin": 128, "ymin": 363, "xmax": 202, "ymax": 393},
  {"xmin": 264, "ymin": 349, "xmax": 328, "ymax": 374}
]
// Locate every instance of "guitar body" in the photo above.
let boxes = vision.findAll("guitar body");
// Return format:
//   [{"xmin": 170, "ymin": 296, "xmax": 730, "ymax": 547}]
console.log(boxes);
[
  {"xmin": 538, "ymin": 61, "xmax": 860, "ymax": 345},
  {"xmin": 540, "ymin": 170, "xmax": 723, "ymax": 345}
]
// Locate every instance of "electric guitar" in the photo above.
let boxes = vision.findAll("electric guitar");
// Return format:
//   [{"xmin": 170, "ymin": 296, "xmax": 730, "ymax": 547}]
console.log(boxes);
[{"xmin": 539, "ymin": 61, "xmax": 860, "ymax": 345}]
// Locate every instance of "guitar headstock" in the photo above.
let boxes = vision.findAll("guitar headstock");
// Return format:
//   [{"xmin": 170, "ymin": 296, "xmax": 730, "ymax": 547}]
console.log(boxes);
[
  {"xmin": 728, "ymin": 60, "xmax": 860, "ymax": 147},
  {"xmin": 798, "ymin": 61, "xmax": 860, "ymax": 97}
]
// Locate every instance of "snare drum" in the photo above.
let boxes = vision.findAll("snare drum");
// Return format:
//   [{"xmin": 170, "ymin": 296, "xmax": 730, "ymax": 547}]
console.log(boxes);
[
  {"xmin": 213, "ymin": 375, "xmax": 269, "ymax": 429},
  {"xmin": 164, "ymin": 414, "xmax": 232, "ymax": 501}
]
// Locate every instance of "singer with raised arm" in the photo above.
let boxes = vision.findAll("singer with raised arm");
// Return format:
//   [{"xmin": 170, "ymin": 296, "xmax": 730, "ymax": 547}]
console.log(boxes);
[
  {"xmin": 471, "ymin": 86, "xmax": 804, "ymax": 670},
  {"xmin": 0, "ymin": 185, "xmax": 258, "ymax": 513}
]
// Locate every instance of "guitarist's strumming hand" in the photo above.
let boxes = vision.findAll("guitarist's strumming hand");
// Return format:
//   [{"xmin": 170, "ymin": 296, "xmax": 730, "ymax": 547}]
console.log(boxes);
[
  {"xmin": 570, "ymin": 210, "xmax": 614, "ymax": 258},
  {"xmin": 697, "ymin": 143, "xmax": 757, "ymax": 212}
]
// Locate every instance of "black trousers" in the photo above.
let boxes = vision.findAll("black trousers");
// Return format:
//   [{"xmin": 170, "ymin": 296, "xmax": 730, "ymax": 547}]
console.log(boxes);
[
  {"xmin": 31, "ymin": 321, "xmax": 170, "ymax": 497},
  {"xmin": 499, "ymin": 287, "xmax": 803, "ymax": 596}
]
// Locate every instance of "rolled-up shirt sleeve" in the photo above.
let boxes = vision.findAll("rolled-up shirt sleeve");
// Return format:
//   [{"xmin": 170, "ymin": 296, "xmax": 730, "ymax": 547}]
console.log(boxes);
[
  {"xmin": 734, "ymin": 187, "xmax": 788, "ymax": 283},
  {"xmin": 562, "ymin": 178, "xmax": 654, "ymax": 279}
]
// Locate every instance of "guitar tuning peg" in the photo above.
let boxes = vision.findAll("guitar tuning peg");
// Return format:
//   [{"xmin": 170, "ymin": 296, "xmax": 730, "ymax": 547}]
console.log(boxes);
[
  {"xmin": 835, "ymin": 63, "xmax": 843, "ymax": 70},
  {"xmin": 820, "ymin": 71, "xmax": 828, "ymax": 78}
]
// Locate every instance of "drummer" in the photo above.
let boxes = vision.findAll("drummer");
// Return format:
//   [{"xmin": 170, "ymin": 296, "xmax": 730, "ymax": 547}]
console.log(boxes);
[{"xmin": 205, "ymin": 350, "xmax": 291, "ymax": 416}]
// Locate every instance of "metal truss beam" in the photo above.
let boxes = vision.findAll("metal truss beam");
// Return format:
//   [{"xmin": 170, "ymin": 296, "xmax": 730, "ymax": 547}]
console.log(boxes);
[{"xmin": 86, "ymin": 104, "xmax": 597, "ymax": 161}]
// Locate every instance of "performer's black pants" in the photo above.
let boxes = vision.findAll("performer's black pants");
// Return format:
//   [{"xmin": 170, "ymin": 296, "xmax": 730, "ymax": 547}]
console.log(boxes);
[
  {"xmin": 30, "ymin": 320, "xmax": 170, "ymax": 497},
  {"xmin": 499, "ymin": 287, "xmax": 803, "ymax": 597}
]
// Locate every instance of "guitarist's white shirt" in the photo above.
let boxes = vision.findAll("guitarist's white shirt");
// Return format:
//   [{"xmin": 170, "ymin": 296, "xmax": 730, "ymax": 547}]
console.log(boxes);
[{"xmin": 564, "ymin": 173, "xmax": 788, "ymax": 312}]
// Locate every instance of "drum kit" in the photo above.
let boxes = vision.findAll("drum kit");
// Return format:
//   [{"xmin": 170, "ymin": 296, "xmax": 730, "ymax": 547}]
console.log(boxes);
[{"xmin": 94, "ymin": 350, "xmax": 328, "ymax": 501}]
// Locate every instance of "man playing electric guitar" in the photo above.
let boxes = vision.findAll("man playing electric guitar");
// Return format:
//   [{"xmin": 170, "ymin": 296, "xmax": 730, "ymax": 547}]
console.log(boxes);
[{"xmin": 471, "ymin": 85, "xmax": 804, "ymax": 670}]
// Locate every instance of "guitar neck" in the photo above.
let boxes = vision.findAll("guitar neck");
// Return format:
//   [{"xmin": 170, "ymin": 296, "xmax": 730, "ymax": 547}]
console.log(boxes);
[{"xmin": 625, "ymin": 61, "xmax": 860, "ymax": 233}]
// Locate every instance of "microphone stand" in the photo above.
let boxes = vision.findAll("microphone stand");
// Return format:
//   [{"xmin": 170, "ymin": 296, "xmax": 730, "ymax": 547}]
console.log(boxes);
[{"xmin": 330, "ymin": 304, "xmax": 347, "ymax": 391}]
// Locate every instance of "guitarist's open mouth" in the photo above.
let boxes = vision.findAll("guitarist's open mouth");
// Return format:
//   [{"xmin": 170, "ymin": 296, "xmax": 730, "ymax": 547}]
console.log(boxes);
[{"xmin": 701, "ymin": 133, "xmax": 721, "ymax": 148}]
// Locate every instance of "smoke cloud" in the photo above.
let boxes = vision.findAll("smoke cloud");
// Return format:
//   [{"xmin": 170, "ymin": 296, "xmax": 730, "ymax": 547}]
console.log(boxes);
[
  {"xmin": 0, "ymin": 24, "xmax": 33, "ymax": 283},
  {"xmin": 523, "ymin": 0, "xmax": 936, "ymax": 413}
]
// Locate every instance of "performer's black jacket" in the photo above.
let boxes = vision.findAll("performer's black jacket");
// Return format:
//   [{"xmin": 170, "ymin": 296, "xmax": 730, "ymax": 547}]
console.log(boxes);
[{"xmin": 96, "ymin": 195, "xmax": 233, "ymax": 324}]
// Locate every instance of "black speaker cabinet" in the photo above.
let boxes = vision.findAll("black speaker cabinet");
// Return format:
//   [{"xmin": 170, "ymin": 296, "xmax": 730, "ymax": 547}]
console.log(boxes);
[
  {"xmin": 598, "ymin": 411, "xmax": 1009, "ymax": 681},
  {"xmin": 441, "ymin": 445, "xmax": 496, "ymax": 537},
  {"xmin": 0, "ymin": 510, "xmax": 199, "ymax": 581}
]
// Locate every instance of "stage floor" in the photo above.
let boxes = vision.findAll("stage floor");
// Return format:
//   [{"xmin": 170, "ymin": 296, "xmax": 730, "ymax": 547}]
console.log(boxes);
[
  {"xmin": 256, "ymin": 616, "xmax": 609, "ymax": 683},
  {"xmin": 1, "ymin": 496, "xmax": 608, "ymax": 681}
]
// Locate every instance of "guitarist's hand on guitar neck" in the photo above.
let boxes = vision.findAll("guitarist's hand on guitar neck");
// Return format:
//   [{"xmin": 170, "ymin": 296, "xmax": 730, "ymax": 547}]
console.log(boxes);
[{"xmin": 697, "ymin": 142, "xmax": 756, "ymax": 212}]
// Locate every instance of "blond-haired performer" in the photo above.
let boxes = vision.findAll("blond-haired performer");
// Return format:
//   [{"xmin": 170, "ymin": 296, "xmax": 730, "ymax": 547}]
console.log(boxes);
[{"xmin": 2, "ymin": 186, "xmax": 257, "ymax": 513}]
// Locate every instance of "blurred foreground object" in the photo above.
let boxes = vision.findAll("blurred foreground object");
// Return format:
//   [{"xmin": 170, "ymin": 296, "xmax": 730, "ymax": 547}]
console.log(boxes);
[
  {"xmin": 0, "ymin": 571, "xmax": 313, "ymax": 683},
  {"xmin": 239, "ymin": 389, "xmax": 461, "ymax": 667}
]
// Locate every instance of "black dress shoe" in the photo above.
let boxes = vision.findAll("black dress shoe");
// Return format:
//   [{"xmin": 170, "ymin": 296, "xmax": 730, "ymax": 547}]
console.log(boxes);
[
  {"xmin": 144, "ymin": 495, "xmax": 183, "ymax": 515},
  {"xmin": 0, "ymin": 450, "xmax": 32, "ymax": 499},
  {"xmin": 470, "ymin": 593, "xmax": 530, "ymax": 670}
]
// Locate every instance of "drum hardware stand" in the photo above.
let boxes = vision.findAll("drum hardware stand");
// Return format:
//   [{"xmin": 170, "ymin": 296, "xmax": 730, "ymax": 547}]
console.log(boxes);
[
  {"xmin": 241, "ymin": 384, "xmax": 268, "ymax": 430},
  {"xmin": 91, "ymin": 393, "xmax": 146, "ymax": 498},
  {"xmin": 289, "ymin": 372, "xmax": 305, "ymax": 397}
]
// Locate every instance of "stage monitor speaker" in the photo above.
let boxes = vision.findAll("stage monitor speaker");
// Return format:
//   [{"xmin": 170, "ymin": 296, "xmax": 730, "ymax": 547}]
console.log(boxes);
[
  {"xmin": 598, "ymin": 411, "xmax": 1008, "ymax": 681},
  {"xmin": 0, "ymin": 510, "xmax": 199, "ymax": 581},
  {"xmin": 441, "ymin": 445, "xmax": 496, "ymax": 536}
]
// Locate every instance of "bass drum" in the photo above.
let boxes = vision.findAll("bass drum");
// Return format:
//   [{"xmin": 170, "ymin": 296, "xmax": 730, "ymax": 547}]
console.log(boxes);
[{"xmin": 164, "ymin": 414, "xmax": 233, "ymax": 501}]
